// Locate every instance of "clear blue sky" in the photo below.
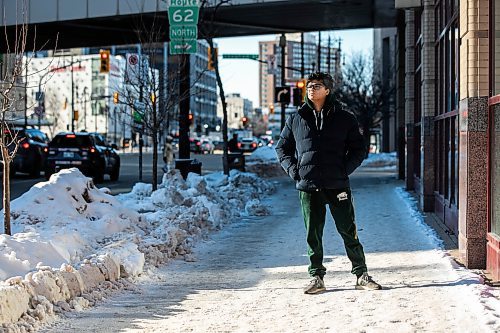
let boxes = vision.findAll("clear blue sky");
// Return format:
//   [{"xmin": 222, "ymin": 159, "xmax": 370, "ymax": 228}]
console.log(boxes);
[{"xmin": 214, "ymin": 29, "xmax": 373, "ymax": 107}]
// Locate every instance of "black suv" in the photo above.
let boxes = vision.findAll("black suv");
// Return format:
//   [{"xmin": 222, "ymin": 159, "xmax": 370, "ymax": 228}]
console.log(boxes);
[
  {"xmin": 7, "ymin": 128, "xmax": 49, "ymax": 177},
  {"xmin": 45, "ymin": 132, "xmax": 120, "ymax": 183}
]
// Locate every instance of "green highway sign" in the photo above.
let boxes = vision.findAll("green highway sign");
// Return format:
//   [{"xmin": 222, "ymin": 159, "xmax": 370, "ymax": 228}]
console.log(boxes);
[
  {"xmin": 222, "ymin": 54, "xmax": 259, "ymax": 60},
  {"xmin": 168, "ymin": 6, "xmax": 200, "ymax": 25},
  {"xmin": 169, "ymin": 25, "xmax": 197, "ymax": 40},
  {"xmin": 169, "ymin": 0, "xmax": 199, "ymax": 6},
  {"xmin": 169, "ymin": 40, "xmax": 198, "ymax": 55}
]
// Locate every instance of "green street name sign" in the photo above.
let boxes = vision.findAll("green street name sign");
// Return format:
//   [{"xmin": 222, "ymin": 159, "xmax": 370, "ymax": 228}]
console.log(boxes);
[
  {"xmin": 222, "ymin": 54, "xmax": 259, "ymax": 60},
  {"xmin": 169, "ymin": 25, "xmax": 197, "ymax": 40},
  {"xmin": 133, "ymin": 110, "xmax": 144, "ymax": 123},
  {"xmin": 169, "ymin": 40, "xmax": 198, "ymax": 55},
  {"xmin": 168, "ymin": 6, "xmax": 200, "ymax": 25}
]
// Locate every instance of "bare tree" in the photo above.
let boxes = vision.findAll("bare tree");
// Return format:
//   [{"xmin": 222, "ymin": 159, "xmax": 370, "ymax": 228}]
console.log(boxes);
[
  {"xmin": 336, "ymin": 51, "xmax": 393, "ymax": 155},
  {"xmin": 44, "ymin": 91, "xmax": 62, "ymax": 138},
  {"xmin": 1, "ymin": 1, "xmax": 57, "ymax": 235},
  {"xmin": 200, "ymin": 0, "xmax": 232, "ymax": 175},
  {"xmin": 113, "ymin": 11, "xmax": 210, "ymax": 190}
]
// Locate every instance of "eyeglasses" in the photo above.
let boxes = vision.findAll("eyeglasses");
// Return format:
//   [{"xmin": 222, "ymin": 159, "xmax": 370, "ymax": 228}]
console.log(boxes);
[{"xmin": 306, "ymin": 84, "xmax": 325, "ymax": 91}]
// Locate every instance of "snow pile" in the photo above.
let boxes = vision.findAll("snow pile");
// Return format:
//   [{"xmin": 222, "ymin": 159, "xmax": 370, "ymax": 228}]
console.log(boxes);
[
  {"xmin": 0, "ymin": 167, "xmax": 275, "ymax": 330},
  {"xmin": 118, "ymin": 169, "xmax": 275, "ymax": 268},
  {"xmin": 361, "ymin": 152, "xmax": 398, "ymax": 170},
  {"xmin": 0, "ymin": 168, "xmax": 140, "ymax": 281},
  {"xmin": 245, "ymin": 146, "xmax": 283, "ymax": 177}
]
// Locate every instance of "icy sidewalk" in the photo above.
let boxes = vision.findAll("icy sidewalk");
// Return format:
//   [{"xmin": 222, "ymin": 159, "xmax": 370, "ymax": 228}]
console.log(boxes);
[{"xmin": 43, "ymin": 172, "xmax": 499, "ymax": 333}]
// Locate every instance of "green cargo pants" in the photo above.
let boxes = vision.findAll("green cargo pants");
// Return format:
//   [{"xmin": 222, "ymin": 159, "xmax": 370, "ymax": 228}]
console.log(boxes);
[{"xmin": 299, "ymin": 188, "xmax": 367, "ymax": 278}]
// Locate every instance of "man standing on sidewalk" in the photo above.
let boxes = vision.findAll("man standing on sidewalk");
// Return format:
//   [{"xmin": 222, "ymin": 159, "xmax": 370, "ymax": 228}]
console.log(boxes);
[{"xmin": 275, "ymin": 72, "xmax": 382, "ymax": 294}]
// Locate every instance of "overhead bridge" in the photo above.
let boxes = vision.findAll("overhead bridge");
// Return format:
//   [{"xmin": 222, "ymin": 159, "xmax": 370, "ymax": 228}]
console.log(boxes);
[{"xmin": 0, "ymin": 0, "xmax": 400, "ymax": 52}]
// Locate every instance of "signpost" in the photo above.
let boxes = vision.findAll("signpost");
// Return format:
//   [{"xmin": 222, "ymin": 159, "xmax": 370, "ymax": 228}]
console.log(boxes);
[
  {"xmin": 222, "ymin": 54, "xmax": 259, "ymax": 60},
  {"xmin": 168, "ymin": 0, "xmax": 200, "ymax": 55},
  {"xmin": 275, "ymin": 87, "xmax": 291, "ymax": 104},
  {"xmin": 169, "ymin": 40, "xmax": 198, "ymax": 55}
]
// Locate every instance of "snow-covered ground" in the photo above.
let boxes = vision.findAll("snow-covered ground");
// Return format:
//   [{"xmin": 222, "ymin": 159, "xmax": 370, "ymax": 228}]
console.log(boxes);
[
  {"xmin": 361, "ymin": 152, "xmax": 398, "ymax": 171},
  {"xmin": 39, "ymin": 172, "xmax": 500, "ymax": 333},
  {"xmin": 2, "ymin": 148, "xmax": 500, "ymax": 332},
  {"xmin": 0, "ymin": 167, "xmax": 275, "ymax": 331}
]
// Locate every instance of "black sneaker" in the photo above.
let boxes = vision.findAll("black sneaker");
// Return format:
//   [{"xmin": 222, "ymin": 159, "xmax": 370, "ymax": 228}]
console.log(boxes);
[
  {"xmin": 303, "ymin": 276, "xmax": 326, "ymax": 294},
  {"xmin": 355, "ymin": 272, "xmax": 382, "ymax": 290}
]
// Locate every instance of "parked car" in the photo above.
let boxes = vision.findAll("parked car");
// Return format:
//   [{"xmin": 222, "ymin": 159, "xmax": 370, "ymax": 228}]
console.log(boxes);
[
  {"xmin": 7, "ymin": 128, "xmax": 49, "ymax": 177},
  {"xmin": 200, "ymin": 139, "xmax": 214, "ymax": 154},
  {"xmin": 190, "ymin": 138, "xmax": 202, "ymax": 154},
  {"xmin": 45, "ymin": 132, "xmax": 120, "ymax": 183},
  {"xmin": 212, "ymin": 140, "xmax": 224, "ymax": 151},
  {"xmin": 259, "ymin": 135, "xmax": 274, "ymax": 147},
  {"xmin": 238, "ymin": 137, "xmax": 259, "ymax": 153}
]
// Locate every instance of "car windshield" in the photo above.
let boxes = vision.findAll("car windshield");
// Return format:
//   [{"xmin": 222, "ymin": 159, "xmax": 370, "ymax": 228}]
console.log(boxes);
[{"xmin": 51, "ymin": 135, "xmax": 92, "ymax": 148}]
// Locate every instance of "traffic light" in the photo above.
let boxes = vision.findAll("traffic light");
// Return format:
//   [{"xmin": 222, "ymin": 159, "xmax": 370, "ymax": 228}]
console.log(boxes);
[
  {"xmin": 208, "ymin": 47, "xmax": 218, "ymax": 71},
  {"xmin": 242, "ymin": 116, "xmax": 248, "ymax": 127},
  {"xmin": 293, "ymin": 79, "xmax": 307, "ymax": 106},
  {"xmin": 99, "ymin": 49, "xmax": 110, "ymax": 73},
  {"xmin": 113, "ymin": 92, "xmax": 119, "ymax": 104},
  {"xmin": 73, "ymin": 110, "xmax": 79, "ymax": 121},
  {"xmin": 150, "ymin": 93, "xmax": 156, "ymax": 104},
  {"xmin": 188, "ymin": 113, "xmax": 194, "ymax": 126},
  {"xmin": 269, "ymin": 104, "xmax": 275, "ymax": 114},
  {"xmin": 292, "ymin": 88, "xmax": 302, "ymax": 106}
]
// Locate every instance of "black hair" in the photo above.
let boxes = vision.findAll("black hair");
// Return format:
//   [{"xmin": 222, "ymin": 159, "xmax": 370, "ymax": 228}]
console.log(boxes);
[{"xmin": 306, "ymin": 72, "xmax": 334, "ymax": 91}]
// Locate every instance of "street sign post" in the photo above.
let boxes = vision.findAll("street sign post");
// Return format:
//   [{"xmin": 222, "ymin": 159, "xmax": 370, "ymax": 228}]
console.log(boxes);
[
  {"xmin": 34, "ymin": 106, "xmax": 44, "ymax": 116},
  {"xmin": 168, "ymin": 0, "xmax": 200, "ymax": 55},
  {"xmin": 222, "ymin": 54, "xmax": 259, "ymax": 60},
  {"xmin": 167, "ymin": 6, "xmax": 200, "ymax": 25},
  {"xmin": 170, "ymin": 40, "xmax": 198, "ymax": 55},
  {"xmin": 275, "ymin": 87, "xmax": 291, "ymax": 104},
  {"xmin": 169, "ymin": 25, "xmax": 197, "ymax": 40}
]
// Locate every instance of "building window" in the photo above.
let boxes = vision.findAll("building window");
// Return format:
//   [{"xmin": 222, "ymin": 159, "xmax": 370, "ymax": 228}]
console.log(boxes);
[{"xmin": 432, "ymin": 0, "xmax": 460, "ymax": 232}]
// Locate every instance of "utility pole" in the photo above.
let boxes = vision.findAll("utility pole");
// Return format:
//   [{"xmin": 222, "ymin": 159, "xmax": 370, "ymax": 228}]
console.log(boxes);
[
  {"xmin": 178, "ymin": 54, "xmax": 191, "ymax": 173},
  {"xmin": 71, "ymin": 54, "xmax": 75, "ymax": 132},
  {"xmin": 279, "ymin": 34, "xmax": 286, "ymax": 131},
  {"xmin": 83, "ymin": 86, "xmax": 88, "ymax": 131},
  {"xmin": 327, "ymin": 35, "xmax": 331, "ymax": 73},
  {"xmin": 300, "ymin": 32, "xmax": 305, "ymax": 78},
  {"xmin": 24, "ymin": 58, "xmax": 28, "ymax": 128},
  {"xmin": 317, "ymin": 31, "xmax": 321, "ymax": 73},
  {"xmin": 139, "ymin": 56, "xmax": 144, "ymax": 182}
]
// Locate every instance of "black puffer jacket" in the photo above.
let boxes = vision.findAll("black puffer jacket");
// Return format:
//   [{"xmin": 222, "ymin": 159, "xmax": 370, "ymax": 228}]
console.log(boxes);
[{"xmin": 275, "ymin": 95, "xmax": 366, "ymax": 192}]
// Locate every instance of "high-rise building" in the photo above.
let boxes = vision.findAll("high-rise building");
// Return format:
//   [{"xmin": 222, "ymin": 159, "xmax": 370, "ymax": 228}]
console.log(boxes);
[
  {"xmin": 27, "ymin": 54, "xmax": 129, "ymax": 140},
  {"xmin": 88, "ymin": 41, "xmax": 217, "ymax": 138},
  {"xmin": 259, "ymin": 33, "xmax": 342, "ymax": 109},
  {"xmin": 217, "ymin": 93, "xmax": 253, "ymax": 130}
]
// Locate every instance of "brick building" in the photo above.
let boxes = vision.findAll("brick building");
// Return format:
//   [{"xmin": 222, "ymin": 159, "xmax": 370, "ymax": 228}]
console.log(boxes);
[{"xmin": 398, "ymin": 0, "xmax": 500, "ymax": 279}]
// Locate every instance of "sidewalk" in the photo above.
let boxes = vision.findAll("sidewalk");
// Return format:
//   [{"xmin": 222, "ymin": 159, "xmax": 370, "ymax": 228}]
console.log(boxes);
[{"xmin": 42, "ymin": 170, "xmax": 500, "ymax": 333}]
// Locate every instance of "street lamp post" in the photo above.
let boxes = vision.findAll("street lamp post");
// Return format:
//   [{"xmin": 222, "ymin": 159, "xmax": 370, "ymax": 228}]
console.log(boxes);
[
  {"xmin": 82, "ymin": 86, "xmax": 88, "ymax": 131},
  {"xmin": 279, "ymin": 33, "xmax": 286, "ymax": 131}
]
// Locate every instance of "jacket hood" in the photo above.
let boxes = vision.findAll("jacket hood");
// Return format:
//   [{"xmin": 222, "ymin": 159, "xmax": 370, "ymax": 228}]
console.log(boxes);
[{"xmin": 304, "ymin": 93, "xmax": 336, "ymax": 111}]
